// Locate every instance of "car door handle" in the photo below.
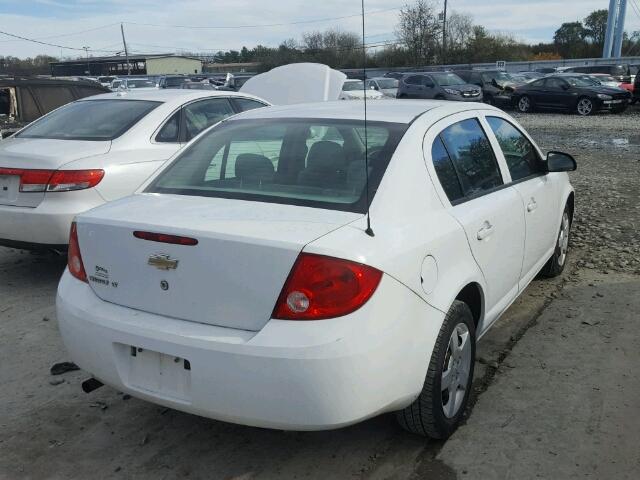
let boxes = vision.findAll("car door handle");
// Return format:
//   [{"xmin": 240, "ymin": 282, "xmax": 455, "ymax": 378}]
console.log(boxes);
[
  {"xmin": 527, "ymin": 199, "xmax": 538, "ymax": 212},
  {"xmin": 477, "ymin": 221, "xmax": 494, "ymax": 241}
]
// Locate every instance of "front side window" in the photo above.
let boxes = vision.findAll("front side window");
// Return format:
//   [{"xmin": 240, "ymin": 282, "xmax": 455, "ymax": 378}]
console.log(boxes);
[
  {"xmin": 17, "ymin": 99, "xmax": 160, "ymax": 141},
  {"xmin": 148, "ymin": 118, "xmax": 406, "ymax": 213},
  {"xmin": 404, "ymin": 75, "xmax": 423, "ymax": 85},
  {"xmin": 183, "ymin": 98, "xmax": 235, "ymax": 141},
  {"xmin": 439, "ymin": 119, "xmax": 503, "ymax": 198},
  {"xmin": 486, "ymin": 117, "xmax": 541, "ymax": 181}
]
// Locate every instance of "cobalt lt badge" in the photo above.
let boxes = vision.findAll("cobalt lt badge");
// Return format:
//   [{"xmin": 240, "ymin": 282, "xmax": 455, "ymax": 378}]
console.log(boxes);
[{"xmin": 148, "ymin": 253, "xmax": 178, "ymax": 270}]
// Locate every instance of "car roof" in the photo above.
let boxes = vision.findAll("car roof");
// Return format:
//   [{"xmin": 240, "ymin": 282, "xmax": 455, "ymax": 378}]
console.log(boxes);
[
  {"xmin": 79, "ymin": 89, "xmax": 266, "ymax": 108},
  {"xmin": 228, "ymin": 100, "xmax": 486, "ymax": 124}
]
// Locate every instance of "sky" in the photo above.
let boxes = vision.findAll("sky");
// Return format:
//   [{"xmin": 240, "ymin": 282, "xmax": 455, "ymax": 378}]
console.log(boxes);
[{"xmin": 0, "ymin": 0, "xmax": 639, "ymax": 59}]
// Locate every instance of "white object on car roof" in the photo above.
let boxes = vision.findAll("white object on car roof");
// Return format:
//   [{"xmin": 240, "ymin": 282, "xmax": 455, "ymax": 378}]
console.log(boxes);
[{"xmin": 240, "ymin": 63, "xmax": 347, "ymax": 105}]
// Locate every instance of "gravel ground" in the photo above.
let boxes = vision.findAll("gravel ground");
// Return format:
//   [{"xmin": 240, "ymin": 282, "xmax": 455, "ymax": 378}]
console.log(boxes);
[{"xmin": 0, "ymin": 107, "xmax": 639, "ymax": 479}]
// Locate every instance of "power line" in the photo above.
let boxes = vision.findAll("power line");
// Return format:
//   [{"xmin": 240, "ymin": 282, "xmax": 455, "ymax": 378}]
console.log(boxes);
[
  {"xmin": 122, "ymin": 6, "xmax": 400, "ymax": 30},
  {"xmin": 0, "ymin": 22, "xmax": 119, "ymax": 44},
  {"xmin": 0, "ymin": 28, "xmax": 120, "ymax": 53}
]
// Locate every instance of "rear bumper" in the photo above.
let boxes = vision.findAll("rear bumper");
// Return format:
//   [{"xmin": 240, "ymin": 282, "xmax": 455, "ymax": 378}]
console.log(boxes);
[
  {"xmin": 57, "ymin": 271, "xmax": 445, "ymax": 430},
  {"xmin": 0, "ymin": 189, "xmax": 105, "ymax": 247}
]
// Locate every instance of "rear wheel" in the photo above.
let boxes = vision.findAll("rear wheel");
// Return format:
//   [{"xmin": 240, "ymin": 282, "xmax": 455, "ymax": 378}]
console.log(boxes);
[
  {"xmin": 540, "ymin": 207, "xmax": 571, "ymax": 278},
  {"xmin": 576, "ymin": 97, "xmax": 594, "ymax": 116},
  {"xmin": 396, "ymin": 300, "xmax": 475, "ymax": 438},
  {"xmin": 517, "ymin": 95, "xmax": 533, "ymax": 113}
]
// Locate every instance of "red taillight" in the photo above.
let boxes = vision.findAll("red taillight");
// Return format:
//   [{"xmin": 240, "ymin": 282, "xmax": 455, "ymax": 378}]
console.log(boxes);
[
  {"xmin": 68, "ymin": 222, "xmax": 87, "ymax": 282},
  {"xmin": 0, "ymin": 168, "xmax": 104, "ymax": 192},
  {"xmin": 273, "ymin": 253, "xmax": 382, "ymax": 320},
  {"xmin": 133, "ymin": 231, "xmax": 199, "ymax": 246},
  {"xmin": 47, "ymin": 169, "xmax": 104, "ymax": 192}
]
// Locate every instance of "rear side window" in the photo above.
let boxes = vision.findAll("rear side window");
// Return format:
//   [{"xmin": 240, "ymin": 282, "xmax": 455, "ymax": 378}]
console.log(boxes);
[
  {"xmin": 232, "ymin": 98, "xmax": 267, "ymax": 112},
  {"xmin": 156, "ymin": 111, "xmax": 181, "ymax": 143},
  {"xmin": 486, "ymin": 117, "xmax": 541, "ymax": 181},
  {"xmin": 431, "ymin": 136, "xmax": 464, "ymax": 202},
  {"xmin": 439, "ymin": 119, "xmax": 503, "ymax": 198},
  {"xmin": 183, "ymin": 98, "xmax": 235, "ymax": 141},
  {"xmin": 17, "ymin": 99, "xmax": 160, "ymax": 141},
  {"xmin": 404, "ymin": 76, "xmax": 423, "ymax": 85},
  {"xmin": 30, "ymin": 86, "xmax": 75, "ymax": 114}
]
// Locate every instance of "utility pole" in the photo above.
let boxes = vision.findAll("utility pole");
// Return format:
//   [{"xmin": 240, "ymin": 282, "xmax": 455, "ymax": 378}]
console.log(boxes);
[
  {"xmin": 442, "ymin": 0, "xmax": 448, "ymax": 64},
  {"xmin": 120, "ymin": 23, "xmax": 131, "ymax": 76},
  {"xmin": 83, "ymin": 46, "xmax": 90, "ymax": 75}
]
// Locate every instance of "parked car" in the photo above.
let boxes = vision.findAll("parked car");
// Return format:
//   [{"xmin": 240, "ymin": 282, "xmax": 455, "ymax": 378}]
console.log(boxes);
[
  {"xmin": 383, "ymin": 72, "xmax": 405, "ymax": 80},
  {"xmin": 397, "ymin": 72, "xmax": 482, "ymax": 101},
  {"xmin": 158, "ymin": 75, "xmax": 189, "ymax": 89},
  {"xmin": 97, "ymin": 76, "xmax": 117, "ymax": 88},
  {"xmin": 180, "ymin": 82, "xmax": 218, "ymax": 90},
  {"xmin": 517, "ymin": 71, "xmax": 544, "ymax": 81},
  {"xmin": 633, "ymin": 71, "xmax": 640, "ymax": 104},
  {"xmin": 587, "ymin": 73, "xmax": 624, "ymax": 89},
  {"xmin": 562, "ymin": 64, "xmax": 631, "ymax": 84},
  {"xmin": 111, "ymin": 78, "xmax": 157, "ymax": 91},
  {"xmin": 0, "ymin": 77, "xmax": 108, "ymax": 140},
  {"xmin": 56, "ymin": 100, "xmax": 575, "ymax": 439},
  {"xmin": 339, "ymin": 79, "xmax": 384, "ymax": 100},
  {"xmin": 454, "ymin": 69, "xmax": 524, "ymax": 107},
  {"xmin": 0, "ymin": 89, "xmax": 269, "ymax": 251},
  {"xmin": 365, "ymin": 77, "xmax": 399, "ymax": 98},
  {"xmin": 513, "ymin": 75, "xmax": 631, "ymax": 115}
]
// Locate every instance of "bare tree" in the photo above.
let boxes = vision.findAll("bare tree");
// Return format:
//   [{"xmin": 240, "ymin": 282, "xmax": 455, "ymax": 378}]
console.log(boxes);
[{"xmin": 395, "ymin": 0, "xmax": 441, "ymax": 66}]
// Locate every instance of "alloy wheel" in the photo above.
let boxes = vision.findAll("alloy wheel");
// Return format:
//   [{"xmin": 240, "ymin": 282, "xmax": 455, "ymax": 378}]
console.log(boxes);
[
  {"xmin": 577, "ymin": 98, "xmax": 593, "ymax": 116},
  {"xmin": 557, "ymin": 211, "xmax": 570, "ymax": 266},
  {"xmin": 518, "ymin": 96, "xmax": 531, "ymax": 112},
  {"xmin": 441, "ymin": 323, "xmax": 472, "ymax": 419}
]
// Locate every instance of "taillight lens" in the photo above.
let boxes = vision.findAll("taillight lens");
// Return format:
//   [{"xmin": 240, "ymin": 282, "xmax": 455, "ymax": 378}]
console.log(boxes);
[
  {"xmin": 47, "ymin": 169, "xmax": 104, "ymax": 192},
  {"xmin": 273, "ymin": 253, "xmax": 382, "ymax": 320},
  {"xmin": 0, "ymin": 168, "xmax": 104, "ymax": 192},
  {"xmin": 67, "ymin": 222, "xmax": 87, "ymax": 283}
]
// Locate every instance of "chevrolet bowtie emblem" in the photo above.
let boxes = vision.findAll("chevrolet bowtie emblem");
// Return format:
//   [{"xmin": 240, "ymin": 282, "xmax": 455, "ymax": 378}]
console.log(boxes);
[{"xmin": 148, "ymin": 254, "xmax": 179, "ymax": 270}]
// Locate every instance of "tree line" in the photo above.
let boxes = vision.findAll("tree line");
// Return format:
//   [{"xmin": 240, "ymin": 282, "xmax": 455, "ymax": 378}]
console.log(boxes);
[{"xmin": 1, "ymin": 1, "xmax": 639, "ymax": 76}]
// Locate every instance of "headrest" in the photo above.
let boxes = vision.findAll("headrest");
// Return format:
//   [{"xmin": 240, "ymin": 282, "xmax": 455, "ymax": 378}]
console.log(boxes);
[
  {"xmin": 306, "ymin": 141, "xmax": 345, "ymax": 169},
  {"xmin": 235, "ymin": 153, "xmax": 274, "ymax": 182}
]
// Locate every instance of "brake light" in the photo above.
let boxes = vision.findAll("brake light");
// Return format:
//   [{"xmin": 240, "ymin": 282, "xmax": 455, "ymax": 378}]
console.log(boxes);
[
  {"xmin": 133, "ymin": 231, "xmax": 199, "ymax": 246},
  {"xmin": 47, "ymin": 169, "xmax": 104, "ymax": 192},
  {"xmin": 0, "ymin": 168, "xmax": 104, "ymax": 192},
  {"xmin": 273, "ymin": 253, "xmax": 382, "ymax": 320},
  {"xmin": 67, "ymin": 222, "xmax": 87, "ymax": 282}
]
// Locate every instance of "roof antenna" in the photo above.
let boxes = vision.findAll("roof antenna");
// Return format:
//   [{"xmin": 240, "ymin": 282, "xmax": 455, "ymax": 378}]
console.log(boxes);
[{"xmin": 361, "ymin": 0, "xmax": 374, "ymax": 237}]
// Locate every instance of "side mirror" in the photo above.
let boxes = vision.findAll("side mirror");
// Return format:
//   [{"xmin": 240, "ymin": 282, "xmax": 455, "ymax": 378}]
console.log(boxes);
[
  {"xmin": 547, "ymin": 151, "xmax": 577, "ymax": 172},
  {"xmin": 370, "ymin": 85, "xmax": 378, "ymax": 90}
]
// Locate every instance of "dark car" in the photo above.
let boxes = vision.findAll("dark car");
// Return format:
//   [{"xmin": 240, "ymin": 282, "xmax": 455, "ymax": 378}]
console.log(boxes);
[
  {"xmin": 454, "ymin": 69, "xmax": 525, "ymax": 107},
  {"xmin": 0, "ymin": 76, "xmax": 108, "ymax": 139},
  {"xmin": 562, "ymin": 64, "xmax": 631, "ymax": 84},
  {"xmin": 158, "ymin": 75, "xmax": 189, "ymax": 89},
  {"xmin": 383, "ymin": 72, "xmax": 405, "ymax": 80},
  {"xmin": 513, "ymin": 75, "xmax": 631, "ymax": 115},
  {"xmin": 180, "ymin": 82, "xmax": 218, "ymax": 90},
  {"xmin": 633, "ymin": 67, "xmax": 640, "ymax": 104},
  {"xmin": 396, "ymin": 72, "xmax": 482, "ymax": 101}
]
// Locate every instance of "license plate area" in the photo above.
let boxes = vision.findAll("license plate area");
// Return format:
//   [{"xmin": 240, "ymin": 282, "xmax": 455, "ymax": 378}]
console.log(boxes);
[
  {"xmin": 115, "ymin": 344, "xmax": 192, "ymax": 403},
  {"xmin": 0, "ymin": 175, "xmax": 19, "ymax": 203}
]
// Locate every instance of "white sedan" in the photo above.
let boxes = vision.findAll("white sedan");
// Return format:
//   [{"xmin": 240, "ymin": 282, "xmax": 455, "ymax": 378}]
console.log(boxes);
[
  {"xmin": 0, "ymin": 89, "xmax": 268, "ymax": 250},
  {"xmin": 57, "ymin": 100, "xmax": 575, "ymax": 438},
  {"xmin": 339, "ymin": 79, "xmax": 385, "ymax": 100}
]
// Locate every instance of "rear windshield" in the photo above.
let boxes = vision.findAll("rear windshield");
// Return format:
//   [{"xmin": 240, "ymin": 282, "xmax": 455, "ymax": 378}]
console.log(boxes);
[
  {"xmin": 148, "ymin": 118, "xmax": 407, "ymax": 213},
  {"xmin": 17, "ymin": 99, "xmax": 160, "ymax": 141}
]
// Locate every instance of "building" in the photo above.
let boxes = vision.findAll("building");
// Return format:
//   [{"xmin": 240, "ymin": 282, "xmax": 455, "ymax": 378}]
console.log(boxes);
[
  {"xmin": 204, "ymin": 62, "xmax": 261, "ymax": 74},
  {"xmin": 50, "ymin": 54, "xmax": 203, "ymax": 77}
]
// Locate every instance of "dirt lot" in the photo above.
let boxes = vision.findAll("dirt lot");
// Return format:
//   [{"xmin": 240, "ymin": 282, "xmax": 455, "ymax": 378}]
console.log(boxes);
[{"xmin": 1, "ymin": 108, "xmax": 639, "ymax": 479}]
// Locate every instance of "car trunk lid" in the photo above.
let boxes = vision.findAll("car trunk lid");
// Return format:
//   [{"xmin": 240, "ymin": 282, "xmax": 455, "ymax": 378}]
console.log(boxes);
[
  {"xmin": 76, "ymin": 194, "xmax": 360, "ymax": 331},
  {"xmin": 0, "ymin": 138, "xmax": 111, "ymax": 207}
]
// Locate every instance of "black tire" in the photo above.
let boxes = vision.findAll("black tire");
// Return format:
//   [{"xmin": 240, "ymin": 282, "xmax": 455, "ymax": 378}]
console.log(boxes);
[
  {"xmin": 540, "ymin": 206, "xmax": 572, "ymax": 278},
  {"xmin": 396, "ymin": 300, "xmax": 476, "ymax": 438},
  {"xmin": 516, "ymin": 95, "xmax": 533, "ymax": 113}
]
